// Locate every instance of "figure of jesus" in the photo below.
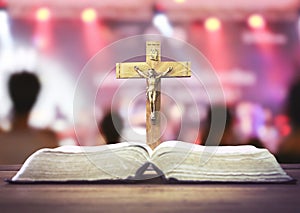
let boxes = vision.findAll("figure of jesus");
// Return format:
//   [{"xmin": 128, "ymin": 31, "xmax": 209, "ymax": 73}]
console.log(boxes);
[{"xmin": 134, "ymin": 66, "xmax": 173, "ymax": 121}]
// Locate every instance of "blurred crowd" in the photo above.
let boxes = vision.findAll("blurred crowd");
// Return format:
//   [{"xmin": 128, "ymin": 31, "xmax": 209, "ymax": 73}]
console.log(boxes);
[{"xmin": 0, "ymin": 70, "xmax": 300, "ymax": 164}]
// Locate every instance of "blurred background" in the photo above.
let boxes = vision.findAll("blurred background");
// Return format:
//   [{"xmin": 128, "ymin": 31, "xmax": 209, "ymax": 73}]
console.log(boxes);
[{"xmin": 0, "ymin": 0, "xmax": 300, "ymax": 153}]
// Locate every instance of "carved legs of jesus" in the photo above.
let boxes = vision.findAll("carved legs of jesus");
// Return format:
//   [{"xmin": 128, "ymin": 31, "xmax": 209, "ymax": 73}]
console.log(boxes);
[{"xmin": 147, "ymin": 91, "xmax": 157, "ymax": 122}]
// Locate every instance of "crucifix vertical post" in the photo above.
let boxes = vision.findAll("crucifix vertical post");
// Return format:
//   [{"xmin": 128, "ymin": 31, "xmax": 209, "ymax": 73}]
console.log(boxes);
[
  {"xmin": 116, "ymin": 41, "xmax": 191, "ymax": 149},
  {"xmin": 145, "ymin": 41, "xmax": 161, "ymax": 149}
]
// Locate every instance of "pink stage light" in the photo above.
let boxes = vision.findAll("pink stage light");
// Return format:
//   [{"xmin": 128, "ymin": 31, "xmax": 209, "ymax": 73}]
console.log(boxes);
[
  {"xmin": 248, "ymin": 14, "xmax": 265, "ymax": 29},
  {"xmin": 81, "ymin": 8, "xmax": 97, "ymax": 23},
  {"xmin": 34, "ymin": 7, "xmax": 53, "ymax": 52},
  {"xmin": 36, "ymin": 7, "xmax": 50, "ymax": 22},
  {"xmin": 204, "ymin": 17, "xmax": 221, "ymax": 32}
]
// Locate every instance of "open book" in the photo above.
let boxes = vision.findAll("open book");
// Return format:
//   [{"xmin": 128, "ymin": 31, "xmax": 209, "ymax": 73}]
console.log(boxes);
[{"xmin": 11, "ymin": 141, "xmax": 293, "ymax": 183}]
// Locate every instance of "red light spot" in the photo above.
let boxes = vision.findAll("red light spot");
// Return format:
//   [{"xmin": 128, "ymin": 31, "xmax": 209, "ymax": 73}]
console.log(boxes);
[
  {"xmin": 282, "ymin": 125, "xmax": 291, "ymax": 136},
  {"xmin": 275, "ymin": 115, "xmax": 291, "ymax": 137}
]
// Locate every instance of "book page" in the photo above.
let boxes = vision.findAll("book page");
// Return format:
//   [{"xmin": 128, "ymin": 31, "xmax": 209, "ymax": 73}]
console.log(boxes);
[
  {"xmin": 50, "ymin": 141, "xmax": 152, "ymax": 154},
  {"xmin": 12, "ymin": 142, "xmax": 152, "ymax": 182},
  {"xmin": 151, "ymin": 140, "xmax": 293, "ymax": 183}
]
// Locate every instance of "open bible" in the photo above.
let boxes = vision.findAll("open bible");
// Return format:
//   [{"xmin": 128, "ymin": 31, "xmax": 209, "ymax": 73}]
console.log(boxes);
[{"xmin": 11, "ymin": 141, "xmax": 293, "ymax": 183}]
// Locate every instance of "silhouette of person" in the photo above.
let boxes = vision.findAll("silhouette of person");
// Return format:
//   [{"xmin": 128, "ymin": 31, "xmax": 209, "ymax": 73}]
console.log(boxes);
[
  {"xmin": 98, "ymin": 111, "xmax": 124, "ymax": 144},
  {"xmin": 0, "ymin": 71, "xmax": 58, "ymax": 164},
  {"xmin": 277, "ymin": 77, "xmax": 300, "ymax": 162},
  {"xmin": 201, "ymin": 105, "xmax": 239, "ymax": 146},
  {"xmin": 247, "ymin": 137, "xmax": 265, "ymax": 149}
]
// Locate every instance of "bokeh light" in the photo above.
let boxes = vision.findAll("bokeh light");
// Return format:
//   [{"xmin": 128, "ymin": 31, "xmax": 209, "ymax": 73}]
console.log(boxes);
[
  {"xmin": 248, "ymin": 14, "xmax": 265, "ymax": 29},
  {"xmin": 36, "ymin": 7, "xmax": 51, "ymax": 22},
  {"xmin": 81, "ymin": 8, "xmax": 97, "ymax": 23},
  {"xmin": 204, "ymin": 17, "xmax": 221, "ymax": 32}
]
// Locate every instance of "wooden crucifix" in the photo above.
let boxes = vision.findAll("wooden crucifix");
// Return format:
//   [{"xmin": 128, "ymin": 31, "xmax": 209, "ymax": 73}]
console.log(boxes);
[{"xmin": 116, "ymin": 41, "xmax": 191, "ymax": 149}]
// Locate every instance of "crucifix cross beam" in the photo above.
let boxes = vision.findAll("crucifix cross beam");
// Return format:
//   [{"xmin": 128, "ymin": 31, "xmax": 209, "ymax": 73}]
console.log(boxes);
[{"xmin": 116, "ymin": 41, "xmax": 191, "ymax": 149}]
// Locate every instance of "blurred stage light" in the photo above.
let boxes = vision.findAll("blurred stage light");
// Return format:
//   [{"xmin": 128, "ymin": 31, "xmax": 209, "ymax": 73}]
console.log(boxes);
[
  {"xmin": 81, "ymin": 8, "xmax": 97, "ymax": 23},
  {"xmin": 174, "ymin": 0, "xmax": 185, "ymax": 3},
  {"xmin": 36, "ymin": 7, "xmax": 51, "ymax": 22},
  {"xmin": 153, "ymin": 13, "xmax": 173, "ymax": 36},
  {"xmin": 248, "ymin": 14, "xmax": 265, "ymax": 29},
  {"xmin": 0, "ymin": 0, "xmax": 7, "ymax": 9},
  {"xmin": 0, "ymin": 9, "xmax": 8, "ymax": 29},
  {"xmin": 0, "ymin": 8, "xmax": 13, "ymax": 50},
  {"xmin": 204, "ymin": 17, "xmax": 221, "ymax": 32}
]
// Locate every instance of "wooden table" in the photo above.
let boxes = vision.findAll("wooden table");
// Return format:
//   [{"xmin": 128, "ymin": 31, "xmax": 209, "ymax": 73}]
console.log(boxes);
[{"xmin": 0, "ymin": 164, "xmax": 299, "ymax": 213}]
